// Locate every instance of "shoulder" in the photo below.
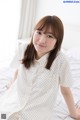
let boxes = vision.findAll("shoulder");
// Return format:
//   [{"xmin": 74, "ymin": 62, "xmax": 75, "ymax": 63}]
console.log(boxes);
[
  {"xmin": 56, "ymin": 51, "xmax": 69, "ymax": 63},
  {"xmin": 51, "ymin": 51, "xmax": 69, "ymax": 69},
  {"xmin": 56, "ymin": 51, "xmax": 71, "ymax": 70}
]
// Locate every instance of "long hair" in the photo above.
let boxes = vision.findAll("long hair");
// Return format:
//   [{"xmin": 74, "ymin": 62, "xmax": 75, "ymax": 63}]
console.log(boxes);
[{"xmin": 22, "ymin": 15, "xmax": 64, "ymax": 69}]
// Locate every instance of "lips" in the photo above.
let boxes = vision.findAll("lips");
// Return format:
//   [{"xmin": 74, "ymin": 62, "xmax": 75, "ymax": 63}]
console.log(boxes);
[{"xmin": 37, "ymin": 44, "xmax": 46, "ymax": 48}]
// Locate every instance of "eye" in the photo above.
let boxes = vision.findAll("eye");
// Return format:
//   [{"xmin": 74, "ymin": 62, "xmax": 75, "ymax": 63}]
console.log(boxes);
[
  {"xmin": 36, "ymin": 30, "xmax": 42, "ymax": 35},
  {"xmin": 47, "ymin": 35, "xmax": 53, "ymax": 38}
]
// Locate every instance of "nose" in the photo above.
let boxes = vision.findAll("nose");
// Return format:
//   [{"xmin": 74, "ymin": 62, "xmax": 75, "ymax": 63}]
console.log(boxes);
[{"xmin": 39, "ymin": 35, "xmax": 46, "ymax": 43}]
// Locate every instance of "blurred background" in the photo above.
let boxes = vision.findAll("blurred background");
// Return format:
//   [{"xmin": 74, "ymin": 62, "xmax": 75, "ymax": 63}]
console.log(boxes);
[{"xmin": 0, "ymin": 0, "xmax": 80, "ymax": 67}]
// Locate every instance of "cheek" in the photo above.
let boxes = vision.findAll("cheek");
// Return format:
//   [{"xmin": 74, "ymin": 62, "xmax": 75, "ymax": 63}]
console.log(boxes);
[
  {"xmin": 33, "ymin": 34, "xmax": 39, "ymax": 43},
  {"xmin": 47, "ymin": 41, "xmax": 56, "ymax": 50},
  {"xmin": 33, "ymin": 35, "xmax": 37, "ymax": 45}
]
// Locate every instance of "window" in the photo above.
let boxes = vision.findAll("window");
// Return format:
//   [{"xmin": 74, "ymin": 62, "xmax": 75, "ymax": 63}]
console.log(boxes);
[{"xmin": 0, "ymin": 0, "xmax": 21, "ymax": 67}]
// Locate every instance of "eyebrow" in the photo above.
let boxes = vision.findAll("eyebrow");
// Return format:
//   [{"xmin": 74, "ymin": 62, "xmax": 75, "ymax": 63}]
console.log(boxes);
[
  {"xmin": 44, "ymin": 32, "xmax": 54, "ymax": 36},
  {"xmin": 37, "ymin": 30, "xmax": 54, "ymax": 36}
]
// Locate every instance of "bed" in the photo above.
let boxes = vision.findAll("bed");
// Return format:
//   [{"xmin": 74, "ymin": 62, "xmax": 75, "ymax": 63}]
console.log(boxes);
[{"xmin": 0, "ymin": 46, "xmax": 80, "ymax": 120}]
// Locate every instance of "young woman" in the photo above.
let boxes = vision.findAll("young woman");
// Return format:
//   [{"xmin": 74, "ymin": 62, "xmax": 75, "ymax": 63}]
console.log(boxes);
[{"xmin": 0, "ymin": 15, "xmax": 80, "ymax": 120}]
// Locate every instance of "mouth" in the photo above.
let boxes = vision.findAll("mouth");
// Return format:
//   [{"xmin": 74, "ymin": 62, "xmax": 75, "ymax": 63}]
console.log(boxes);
[{"xmin": 37, "ymin": 44, "xmax": 46, "ymax": 48}]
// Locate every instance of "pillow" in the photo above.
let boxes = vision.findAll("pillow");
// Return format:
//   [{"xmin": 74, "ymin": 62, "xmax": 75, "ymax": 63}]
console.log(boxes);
[{"xmin": 66, "ymin": 47, "xmax": 80, "ymax": 60}]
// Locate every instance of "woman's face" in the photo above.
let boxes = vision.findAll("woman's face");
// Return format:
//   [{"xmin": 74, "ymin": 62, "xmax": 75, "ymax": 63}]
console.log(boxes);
[{"xmin": 33, "ymin": 27, "xmax": 57, "ymax": 59}]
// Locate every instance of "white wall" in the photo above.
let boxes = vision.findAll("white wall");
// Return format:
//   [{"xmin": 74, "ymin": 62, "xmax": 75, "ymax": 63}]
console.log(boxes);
[
  {"xmin": 0, "ymin": 0, "xmax": 21, "ymax": 67},
  {"xmin": 62, "ymin": 24, "xmax": 80, "ymax": 48},
  {"xmin": 35, "ymin": 0, "xmax": 80, "ymax": 48}
]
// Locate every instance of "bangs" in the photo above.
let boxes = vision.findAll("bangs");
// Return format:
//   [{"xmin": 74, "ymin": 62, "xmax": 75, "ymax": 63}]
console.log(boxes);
[
  {"xmin": 34, "ymin": 19, "xmax": 57, "ymax": 39},
  {"xmin": 35, "ymin": 21, "xmax": 51, "ymax": 31}
]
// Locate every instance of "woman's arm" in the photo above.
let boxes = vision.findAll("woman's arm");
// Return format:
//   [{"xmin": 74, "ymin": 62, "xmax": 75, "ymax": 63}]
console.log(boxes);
[
  {"xmin": 60, "ymin": 86, "xmax": 80, "ymax": 119},
  {"xmin": 6, "ymin": 69, "xmax": 18, "ymax": 89}
]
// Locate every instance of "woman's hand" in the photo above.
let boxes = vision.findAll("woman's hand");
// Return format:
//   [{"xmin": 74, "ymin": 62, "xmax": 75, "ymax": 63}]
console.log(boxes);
[
  {"xmin": 70, "ymin": 108, "xmax": 80, "ymax": 120},
  {"xmin": 75, "ymin": 108, "xmax": 80, "ymax": 120},
  {"xmin": 5, "ymin": 81, "xmax": 12, "ymax": 89},
  {"xmin": 5, "ymin": 69, "xmax": 18, "ymax": 90},
  {"xmin": 60, "ymin": 86, "xmax": 80, "ymax": 120}
]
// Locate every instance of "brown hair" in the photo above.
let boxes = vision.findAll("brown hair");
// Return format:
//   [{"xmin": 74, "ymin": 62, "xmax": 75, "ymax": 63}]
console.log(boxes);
[{"xmin": 22, "ymin": 15, "xmax": 64, "ymax": 69}]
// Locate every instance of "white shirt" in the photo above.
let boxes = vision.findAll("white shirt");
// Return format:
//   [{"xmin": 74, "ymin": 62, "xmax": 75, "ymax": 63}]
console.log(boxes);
[{"xmin": 0, "ymin": 43, "xmax": 73, "ymax": 120}]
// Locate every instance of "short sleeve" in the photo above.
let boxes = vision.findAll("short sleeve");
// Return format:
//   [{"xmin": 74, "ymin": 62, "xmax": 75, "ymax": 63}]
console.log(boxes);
[
  {"xmin": 59, "ymin": 54, "xmax": 73, "ymax": 87},
  {"xmin": 10, "ymin": 43, "xmax": 28, "ymax": 69}
]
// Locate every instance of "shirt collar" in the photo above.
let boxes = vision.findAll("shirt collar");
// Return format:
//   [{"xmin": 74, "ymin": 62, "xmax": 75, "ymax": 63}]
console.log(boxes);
[{"xmin": 35, "ymin": 53, "xmax": 49, "ymax": 66}]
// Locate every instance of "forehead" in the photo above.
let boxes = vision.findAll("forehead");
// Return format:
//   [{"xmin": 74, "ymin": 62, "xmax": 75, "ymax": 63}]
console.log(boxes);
[{"xmin": 38, "ymin": 26, "xmax": 52, "ymax": 33}]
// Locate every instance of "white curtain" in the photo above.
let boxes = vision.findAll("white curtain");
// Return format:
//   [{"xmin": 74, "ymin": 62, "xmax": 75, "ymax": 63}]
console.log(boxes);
[{"xmin": 18, "ymin": 0, "xmax": 37, "ymax": 39}]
